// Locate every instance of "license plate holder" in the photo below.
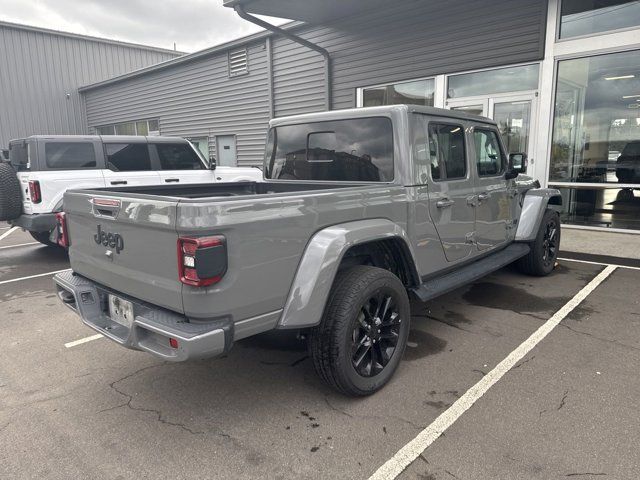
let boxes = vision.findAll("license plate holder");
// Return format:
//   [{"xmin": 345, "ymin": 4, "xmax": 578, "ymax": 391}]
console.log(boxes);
[{"xmin": 108, "ymin": 294, "xmax": 134, "ymax": 328}]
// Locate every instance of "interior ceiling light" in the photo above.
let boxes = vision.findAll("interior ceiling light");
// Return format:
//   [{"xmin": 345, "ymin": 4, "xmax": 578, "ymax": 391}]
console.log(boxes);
[
  {"xmin": 605, "ymin": 74, "xmax": 635, "ymax": 80},
  {"xmin": 622, "ymin": 94, "xmax": 640, "ymax": 99}
]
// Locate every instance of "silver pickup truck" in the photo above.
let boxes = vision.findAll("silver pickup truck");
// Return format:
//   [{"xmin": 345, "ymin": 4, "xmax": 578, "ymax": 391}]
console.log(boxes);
[{"xmin": 54, "ymin": 105, "xmax": 561, "ymax": 396}]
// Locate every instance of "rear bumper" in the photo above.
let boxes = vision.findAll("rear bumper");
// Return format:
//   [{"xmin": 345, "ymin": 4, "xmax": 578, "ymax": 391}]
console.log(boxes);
[
  {"xmin": 54, "ymin": 270, "xmax": 230, "ymax": 361},
  {"xmin": 10, "ymin": 213, "xmax": 56, "ymax": 232}
]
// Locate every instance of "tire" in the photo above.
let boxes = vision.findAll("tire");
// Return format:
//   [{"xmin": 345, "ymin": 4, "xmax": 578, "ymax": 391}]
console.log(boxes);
[
  {"xmin": 30, "ymin": 230, "xmax": 58, "ymax": 247},
  {"xmin": 309, "ymin": 265, "xmax": 411, "ymax": 396},
  {"xmin": 517, "ymin": 209, "xmax": 561, "ymax": 277},
  {"xmin": 0, "ymin": 163, "xmax": 22, "ymax": 221}
]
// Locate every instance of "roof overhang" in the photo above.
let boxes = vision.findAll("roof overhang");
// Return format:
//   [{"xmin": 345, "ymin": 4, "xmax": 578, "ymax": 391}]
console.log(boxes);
[{"xmin": 224, "ymin": 0, "xmax": 389, "ymax": 24}]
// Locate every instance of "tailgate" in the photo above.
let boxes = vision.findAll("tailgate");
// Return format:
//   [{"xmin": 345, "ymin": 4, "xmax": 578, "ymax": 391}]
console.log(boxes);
[{"xmin": 64, "ymin": 190, "xmax": 184, "ymax": 313}]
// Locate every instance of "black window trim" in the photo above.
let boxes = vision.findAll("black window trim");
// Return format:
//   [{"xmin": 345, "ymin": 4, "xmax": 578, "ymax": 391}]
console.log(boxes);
[
  {"xmin": 472, "ymin": 126, "xmax": 507, "ymax": 178},
  {"xmin": 427, "ymin": 120, "xmax": 469, "ymax": 183}
]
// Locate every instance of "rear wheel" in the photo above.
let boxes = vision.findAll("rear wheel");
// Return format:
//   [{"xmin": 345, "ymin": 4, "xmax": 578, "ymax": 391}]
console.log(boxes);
[
  {"xmin": 0, "ymin": 163, "xmax": 22, "ymax": 221},
  {"xmin": 309, "ymin": 266, "xmax": 410, "ymax": 396},
  {"xmin": 30, "ymin": 230, "xmax": 58, "ymax": 247},
  {"xmin": 517, "ymin": 209, "xmax": 560, "ymax": 276}
]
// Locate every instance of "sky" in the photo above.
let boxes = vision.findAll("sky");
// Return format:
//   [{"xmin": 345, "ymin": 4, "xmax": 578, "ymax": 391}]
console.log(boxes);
[{"xmin": 0, "ymin": 0, "xmax": 289, "ymax": 53}]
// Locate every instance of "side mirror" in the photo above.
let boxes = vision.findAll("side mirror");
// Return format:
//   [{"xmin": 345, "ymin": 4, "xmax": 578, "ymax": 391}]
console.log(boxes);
[
  {"xmin": 506, "ymin": 153, "xmax": 528, "ymax": 179},
  {"xmin": 209, "ymin": 156, "xmax": 217, "ymax": 170}
]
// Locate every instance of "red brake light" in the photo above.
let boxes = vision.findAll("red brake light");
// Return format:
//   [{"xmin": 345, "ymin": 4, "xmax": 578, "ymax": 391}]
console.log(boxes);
[
  {"xmin": 29, "ymin": 180, "xmax": 41, "ymax": 204},
  {"xmin": 178, "ymin": 235, "xmax": 227, "ymax": 287},
  {"xmin": 56, "ymin": 212, "xmax": 70, "ymax": 247}
]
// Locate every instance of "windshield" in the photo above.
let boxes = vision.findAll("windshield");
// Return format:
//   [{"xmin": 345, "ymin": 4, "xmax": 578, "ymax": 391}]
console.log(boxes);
[{"xmin": 264, "ymin": 117, "xmax": 394, "ymax": 182}]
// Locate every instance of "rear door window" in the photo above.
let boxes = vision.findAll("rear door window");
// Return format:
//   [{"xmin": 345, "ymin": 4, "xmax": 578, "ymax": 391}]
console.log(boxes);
[
  {"xmin": 154, "ymin": 143, "xmax": 204, "ymax": 170},
  {"xmin": 428, "ymin": 124, "xmax": 467, "ymax": 180},
  {"xmin": 45, "ymin": 142, "xmax": 96, "ymax": 169},
  {"xmin": 105, "ymin": 143, "xmax": 151, "ymax": 171},
  {"xmin": 265, "ymin": 117, "xmax": 394, "ymax": 182}
]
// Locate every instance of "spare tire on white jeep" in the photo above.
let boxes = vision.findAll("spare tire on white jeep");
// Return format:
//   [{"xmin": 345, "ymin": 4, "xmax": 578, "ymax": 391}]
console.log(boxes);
[{"xmin": 0, "ymin": 162, "xmax": 23, "ymax": 221}]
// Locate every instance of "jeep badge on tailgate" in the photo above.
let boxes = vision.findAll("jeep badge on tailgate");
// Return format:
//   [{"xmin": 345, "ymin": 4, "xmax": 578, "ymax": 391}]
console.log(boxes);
[{"xmin": 94, "ymin": 224, "xmax": 124, "ymax": 254}]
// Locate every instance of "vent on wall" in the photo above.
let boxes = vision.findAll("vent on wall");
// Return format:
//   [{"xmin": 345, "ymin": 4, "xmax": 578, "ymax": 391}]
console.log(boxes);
[{"xmin": 228, "ymin": 49, "xmax": 248, "ymax": 77}]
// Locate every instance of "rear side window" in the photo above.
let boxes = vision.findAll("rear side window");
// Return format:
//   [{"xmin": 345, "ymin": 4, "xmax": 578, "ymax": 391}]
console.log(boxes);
[
  {"xmin": 105, "ymin": 143, "xmax": 151, "ymax": 171},
  {"xmin": 428, "ymin": 124, "xmax": 466, "ymax": 180},
  {"xmin": 45, "ymin": 142, "xmax": 96, "ymax": 169},
  {"xmin": 155, "ymin": 143, "xmax": 204, "ymax": 170},
  {"xmin": 474, "ymin": 129, "xmax": 506, "ymax": 176},
  {"xmin": 9, "ymin": 142, "xmax": 30, "ymax": 171},
  {"xmin": 265, "ymin": 117, "xmax": 394, "ymax": 182}
]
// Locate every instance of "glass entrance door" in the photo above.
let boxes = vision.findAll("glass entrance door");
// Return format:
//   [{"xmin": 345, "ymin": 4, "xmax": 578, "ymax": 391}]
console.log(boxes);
[
  {"xmin": 448, "ymin": 99, "xmax": 489, "ymax": 117},
  {"xmin": 491, "ymin": 95, "xmax": 536, "ymax": 159},
  {"xmin": 447, "ymin": 94, "xmax": 537, "ymax": 170}
]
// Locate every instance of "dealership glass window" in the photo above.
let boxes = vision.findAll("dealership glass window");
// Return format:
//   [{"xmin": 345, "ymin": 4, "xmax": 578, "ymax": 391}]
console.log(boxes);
[
  {"xmin": 115, "ymin": 122, "xmax": 136, "ymax": 135},
  {"xmin": 559, "ymin": 0, "xmax": 640, "ymax": 39},
  {"xmin": 550, "ymin": 49, "xmax": 640, "ymax": 230},
  {"xmin": 447, "ymin": 64, "xmax": 539, "ymax": 98},
  {"xmin": 362, "ymin": 79, "xmax": 435, "ymax": 107},
  {"xmin": 95, "ymin": 119, "xmax": 160, "ymax": 136},
  {"xmin": 264, "ymin": 117, "xmax": 394, "ymax": 182},
  {"xmin": 550, "ymin": 50, "xmax": 640, "ymax": 185},
  {"xmin": 45, "ymin": 142, "xmax": 96, "ymax": 169}
]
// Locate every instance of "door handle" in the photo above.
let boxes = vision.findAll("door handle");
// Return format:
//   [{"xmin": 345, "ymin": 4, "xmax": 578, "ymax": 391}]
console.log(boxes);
[
  {"xmin": 478, "ymin": 192, "xmax": 490, "ymax": 201},
  {"xmin": 164, "ymin": 178, "xmax": 180, "ymax": 183},
  {"xmin": 436, "ymin": 199, "xmax": 455, "ymax": 208},
  {"xmin": 110, "ymin": 180, "xmax": 127, "ymax": 185}
]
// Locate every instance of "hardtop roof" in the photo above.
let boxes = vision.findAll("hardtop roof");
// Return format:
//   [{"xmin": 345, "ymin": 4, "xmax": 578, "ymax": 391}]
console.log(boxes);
[{"xmin": 269, "ymin": 104, "xmax": 498, "ymax": 127}]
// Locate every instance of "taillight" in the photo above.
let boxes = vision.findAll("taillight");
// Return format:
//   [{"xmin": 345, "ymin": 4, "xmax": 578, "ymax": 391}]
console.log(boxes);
[
  {"xmin": 29, "ymin": 180, "xmax": 41, "ymax": 204},
  {"xmin": 178, "ymin": 235, "xmax": 227, "ymax": 287},
  {"xmin": 56, "ymin": 212, "xmax": 70, "ymax": 247}
]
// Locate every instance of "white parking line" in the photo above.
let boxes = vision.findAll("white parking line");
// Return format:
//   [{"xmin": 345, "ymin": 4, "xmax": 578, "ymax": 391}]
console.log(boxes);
[
  {"xmin": 558, "ymin": 256, "xmax": 640, "ymax": 271},
  {"xmin": 64, "ymin": 334, "xmax": 104, "ymax": 348},
  {"xmin": 0, "ymin": 268, "xmax": 71, "ymax": 286},
  {"xmin": 369, "ymin": 264, "xmax": 617, "ymax": 480},
  {"xmin": 0, "ymin": 227, "xmax": 18, "ymax": 242},
  {"xmin": 0, "ymin": 242, "xmax": 39, "ymax": 250}
]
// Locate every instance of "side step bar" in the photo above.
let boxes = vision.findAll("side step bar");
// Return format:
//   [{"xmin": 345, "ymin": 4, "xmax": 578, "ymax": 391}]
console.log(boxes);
[{"xmin": 410, "ymin": 243, "xmax": 530, "ymax": 303}]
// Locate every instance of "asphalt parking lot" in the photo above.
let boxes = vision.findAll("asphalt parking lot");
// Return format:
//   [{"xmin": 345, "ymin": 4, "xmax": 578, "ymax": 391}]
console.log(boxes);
[{"xmin": 1, "ymin": 222, "xmax": 639, "ymax": 479}]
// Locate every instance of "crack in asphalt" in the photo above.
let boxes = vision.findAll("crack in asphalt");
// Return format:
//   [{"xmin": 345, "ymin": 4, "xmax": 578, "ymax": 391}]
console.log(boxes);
[
  {"xmin": 415, "ymin": 314, "xmax": 474, "ymax": 333},
  {"xmin": 323, "ymin": 396, "xmax": 423, "ymax": 429},
  {"xmin": 565, "ymin": 473, "xmax": 607, "ymax": 477},
  {"xmin": 512, "ymin": 355, "xmax": 536, "ymax": 370},
  {"xmin": 540, "ymin": 389, "xmax": 569, "ymax": 417},
  {"xmin": 557, "ymin": 390, "xmax": 569, "ymax": 411},
  {"xmin": 561, "ymin": 324, "xmax": 640, "ymax": 352},
  {"xmin": 98, "ymin": 363, "xmax": 231, "ymax": 438}
]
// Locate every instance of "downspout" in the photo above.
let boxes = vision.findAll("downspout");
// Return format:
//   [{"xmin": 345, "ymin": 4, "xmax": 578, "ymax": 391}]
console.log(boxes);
[{"xmin": 234, "ymin": 5, "xmax": 332, "ymax": 111}]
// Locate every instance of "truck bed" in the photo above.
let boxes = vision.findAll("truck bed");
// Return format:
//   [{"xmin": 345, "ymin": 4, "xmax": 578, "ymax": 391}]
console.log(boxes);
[{"xmin": 86, "ymin": 181, "xmax": 367, "ymax": 199}]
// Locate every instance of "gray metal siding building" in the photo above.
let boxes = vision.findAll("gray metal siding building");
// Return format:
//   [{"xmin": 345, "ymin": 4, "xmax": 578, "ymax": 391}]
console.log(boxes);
[
  {"xmin": 0, "ymin": 21, "xmax": 182, "ymax": 147},
  {"xmin": 81, "ymin": 0, "xmax": 547, "ymax": 166}
]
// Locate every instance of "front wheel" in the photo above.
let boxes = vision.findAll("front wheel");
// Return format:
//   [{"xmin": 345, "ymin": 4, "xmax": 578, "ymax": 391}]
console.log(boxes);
[
  {"xmin": 516, "ymin": 209, "xmax": 560, "ymax": 276},
  {"xmin": 309, "ymin": 266, "xmax": 410, "ymax": 396}
]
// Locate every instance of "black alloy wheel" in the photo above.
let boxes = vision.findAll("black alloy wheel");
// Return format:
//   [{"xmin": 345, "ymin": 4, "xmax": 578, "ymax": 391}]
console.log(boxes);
[
  {"xmin": 351, "ymin": 291, "xmax": 402, "ymax": 378},
  {"xmin": 541, "ymin": 218, "xmax": 559, "ymax": 268}
]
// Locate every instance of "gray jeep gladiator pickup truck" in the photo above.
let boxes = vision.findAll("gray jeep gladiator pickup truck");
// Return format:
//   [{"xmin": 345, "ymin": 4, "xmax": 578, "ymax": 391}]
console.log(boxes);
[{"xmin": 54, "ymin": 105, "xmax": 561, "ymax": 396}]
